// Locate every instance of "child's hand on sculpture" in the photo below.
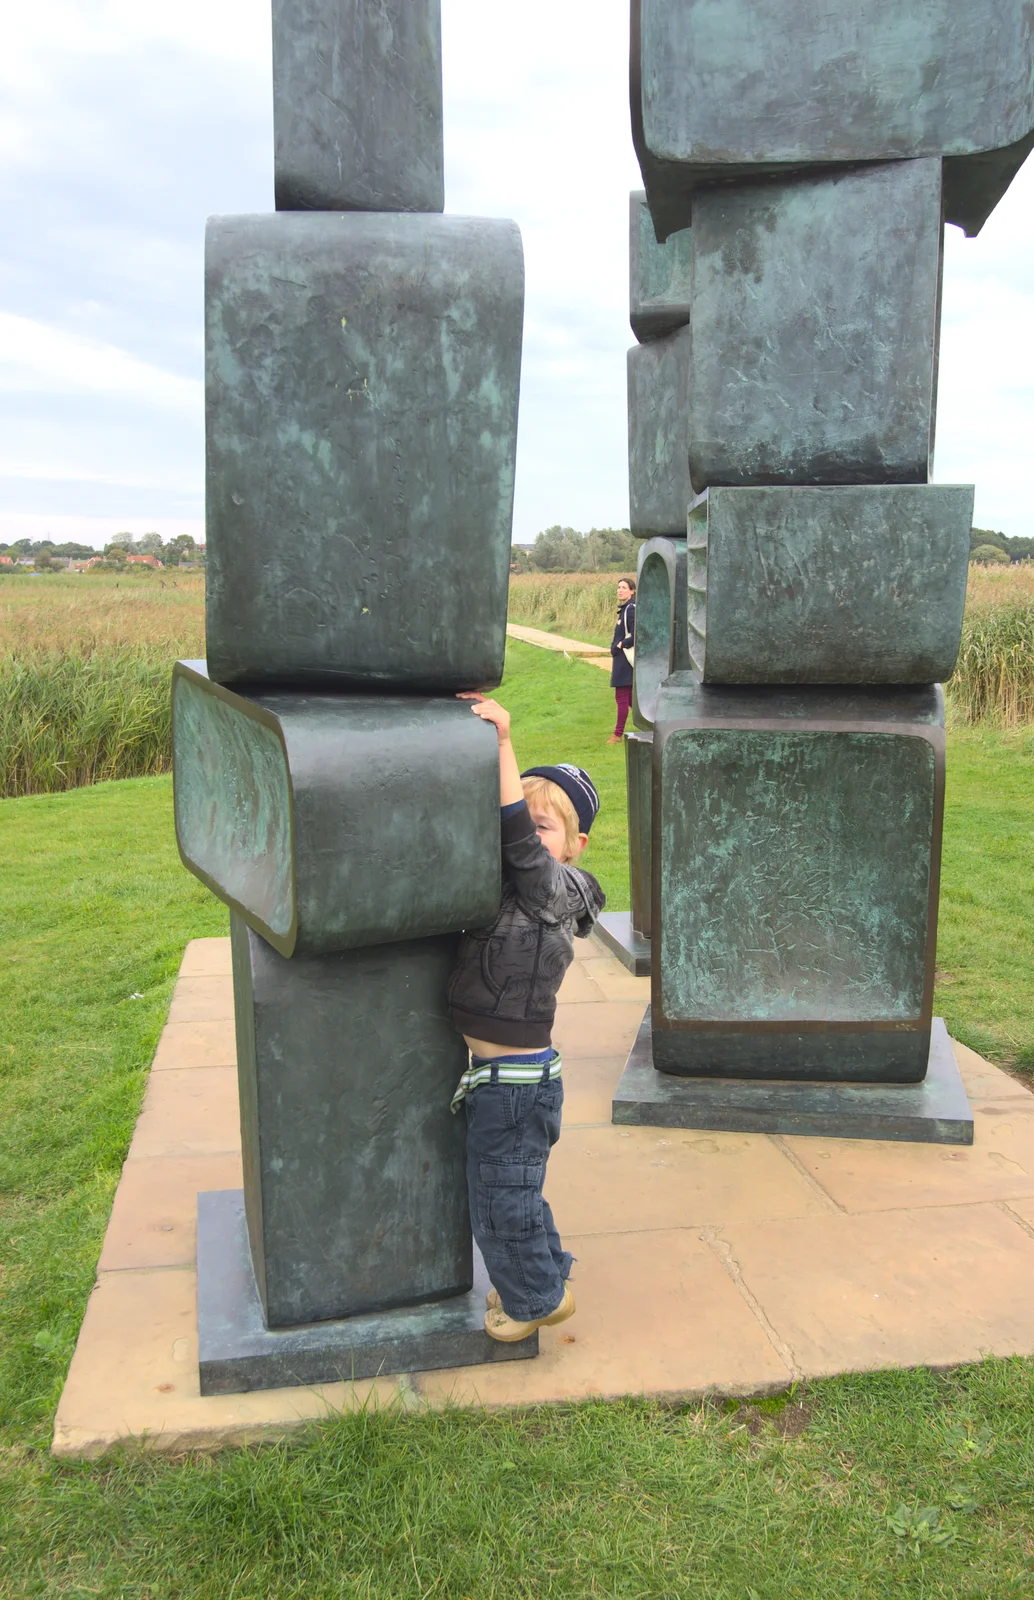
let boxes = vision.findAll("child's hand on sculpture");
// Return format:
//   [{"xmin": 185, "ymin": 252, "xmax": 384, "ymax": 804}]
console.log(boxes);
[{"xmin": 457, "ymin": 691, "xmax": 510, "ymax": 744}]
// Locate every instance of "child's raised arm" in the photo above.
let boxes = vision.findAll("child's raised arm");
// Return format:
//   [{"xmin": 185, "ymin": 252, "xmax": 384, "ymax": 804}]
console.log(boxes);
[{"xmin": 457, "ymin": 694, "xmax": 523, "ymax": 806}]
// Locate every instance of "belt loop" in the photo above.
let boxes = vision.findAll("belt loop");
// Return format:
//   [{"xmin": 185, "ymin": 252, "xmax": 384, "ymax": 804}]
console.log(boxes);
[
  {"xmin": 490, "ymin": 1062, "xmax": 500, "ymax": 1087},
  {"xmin": 540, "ymin": 1058, "xmax": 552, "ymax": 1085}
]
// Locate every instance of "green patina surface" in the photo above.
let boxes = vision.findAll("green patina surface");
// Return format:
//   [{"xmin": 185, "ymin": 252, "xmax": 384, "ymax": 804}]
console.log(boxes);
[
  {"xmin": 272, "ymin": 0, "xmax": 444, "ymax": 213},
  {"xmin": 172, "ymin": 664, "xmax": 501, "ymax": 958},
  {"xmin": 627, "ymin": 330, "xmax": 692, "ymax": 535},
  {"xmin": 625, "ymin": 731, "xmax": 653, "ymax": 937},
  {"xmin": 688, "ymin": 161, "xmax": 943, "ymax": 492},
  {"xmin": 173, "ymin": 671, "xmax": 294, "ymax": 941},
  {"xmin": 692, "ymin": 485, "xmax": 972, "ymax": 685},
  {"xmin": 629, "ymin": 190, "xmax": 691, "ymax": 340},
  {"xmin": 634, "ymin": 0, "xmax": 1034, "ymax": 237},
  {"xmin": 204, "ymin": 212, "xmax": 523, "ymax": 690},
  {"xmin": 632, "ymin": 545, "xmax": 676, "ymax": 728},
  {"xmin": 659, "ymin": 729, "xmax": 936, "ymax": 1024}
]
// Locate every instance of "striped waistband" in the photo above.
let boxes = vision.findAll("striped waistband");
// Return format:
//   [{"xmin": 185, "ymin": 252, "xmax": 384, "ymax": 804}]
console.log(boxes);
[{"xmin": 450, "ymin": 1050, "xmax": 562, "ymax": 1112}]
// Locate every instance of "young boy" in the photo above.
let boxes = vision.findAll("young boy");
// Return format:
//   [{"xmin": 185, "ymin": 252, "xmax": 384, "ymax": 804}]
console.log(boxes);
[{"xmin": 448, "ymin": 693, "xmax": 605, "ymax": 1342}]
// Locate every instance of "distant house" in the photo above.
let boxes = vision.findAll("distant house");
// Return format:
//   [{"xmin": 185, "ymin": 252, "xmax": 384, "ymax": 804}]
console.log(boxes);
[
  {"xmin": 0, "ymin": 555, "xmax": 13, "ymax": 566},
  {"xmin": 125, "ymin": 554, "xmax": 164, "ymax": 569}
]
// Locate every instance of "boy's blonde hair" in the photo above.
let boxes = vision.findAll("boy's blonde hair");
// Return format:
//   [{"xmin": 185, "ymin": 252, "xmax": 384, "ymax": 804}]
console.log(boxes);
[{"xmin": 522, "ymin": 775, "xmax": 581, "ymax": 862}]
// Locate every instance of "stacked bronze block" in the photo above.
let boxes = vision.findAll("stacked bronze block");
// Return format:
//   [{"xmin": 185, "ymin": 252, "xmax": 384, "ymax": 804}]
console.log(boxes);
[
  {"xmin": 172, "ymin": 0, "xmax": 533, "ymax": 1392},
  {"xmin": 614, "ymin": 0, "xmax": 1033, "ymax": 1141}
]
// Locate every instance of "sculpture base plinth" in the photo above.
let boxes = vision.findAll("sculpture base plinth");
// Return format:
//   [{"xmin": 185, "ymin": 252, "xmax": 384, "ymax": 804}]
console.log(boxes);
[
  {"xmin": 197, "ymin": 1190, "xmax": 537, "ymax": 1396},
  {"xmin": 593, "ymin": 913, "xmax": 652, "ymax": 976},
  {"xmin": 612, "ymin": 1014, "xmax": 973, "ymax": 1145}
]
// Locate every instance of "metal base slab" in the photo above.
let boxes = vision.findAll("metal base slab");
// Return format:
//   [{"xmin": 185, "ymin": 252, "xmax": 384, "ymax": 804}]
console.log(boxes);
[
  {"xmin": 593, "ymin": 913, "xmax": 652, "ymax": 976},
  {"xmin": 612, "ymin": 1013, "xmax": 973, "ymax": 1145},
  {"xmin": 197, "ymin": 1190, "xmax": 538, "ymax": 1396}
]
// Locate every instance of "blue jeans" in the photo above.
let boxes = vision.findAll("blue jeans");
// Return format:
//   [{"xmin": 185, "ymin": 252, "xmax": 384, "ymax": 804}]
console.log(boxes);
[{"xmin": 463, "ymin": 1061, "xmax": 573, "ymax": 1321}]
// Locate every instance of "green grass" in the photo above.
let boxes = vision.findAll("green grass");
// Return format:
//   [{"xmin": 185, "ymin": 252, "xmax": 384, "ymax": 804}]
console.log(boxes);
[
  {"xmin": 3, "ymin": 1366, "xmax": 1034, "ymax": 1598},
  {"xmin": 0, "ymin": 778, "xmax": 227, "ymax": 1435},
  {"xmin": 934, "ymin": 727, "xmax": 1034, "ymax": 1071},
  {"xmin": 1, "ymin": 642, "xmax": 1033, "ymax": 1597}
]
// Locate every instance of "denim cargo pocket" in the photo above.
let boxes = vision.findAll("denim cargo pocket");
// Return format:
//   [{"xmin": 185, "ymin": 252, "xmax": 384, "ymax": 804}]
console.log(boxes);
[{"xmin": 478, "ymin": 1161, "xmax": 545, "ymax": 1241}]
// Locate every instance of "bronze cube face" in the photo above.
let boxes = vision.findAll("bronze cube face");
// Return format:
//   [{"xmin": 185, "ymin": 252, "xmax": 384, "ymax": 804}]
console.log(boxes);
[{"xmin": 651, "ymin": 681, "xmax": 944, "ymax": 1083}]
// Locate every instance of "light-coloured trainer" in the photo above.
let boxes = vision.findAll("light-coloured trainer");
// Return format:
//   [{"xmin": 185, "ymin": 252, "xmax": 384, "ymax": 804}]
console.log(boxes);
[{"xmin": 484, "ymin": 1284, "xmax": 576, "ymax": 1342}]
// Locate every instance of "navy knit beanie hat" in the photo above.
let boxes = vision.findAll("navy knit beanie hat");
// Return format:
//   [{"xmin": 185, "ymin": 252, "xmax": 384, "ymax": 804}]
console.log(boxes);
[{"xmin": 521, "ymin": 764, "xmax": 601, "ymax": 835}]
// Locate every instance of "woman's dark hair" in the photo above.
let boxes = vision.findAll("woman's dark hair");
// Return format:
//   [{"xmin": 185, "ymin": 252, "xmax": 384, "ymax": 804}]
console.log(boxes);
[{"xmin": 619, "ymin": 576, "xmax": 636, "ymax": 593}]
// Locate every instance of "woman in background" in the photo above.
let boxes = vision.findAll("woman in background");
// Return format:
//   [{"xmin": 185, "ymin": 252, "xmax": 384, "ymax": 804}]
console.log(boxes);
[{"xmin": 607, "ymin": 576, "xmax": 636, "ymax": 744}]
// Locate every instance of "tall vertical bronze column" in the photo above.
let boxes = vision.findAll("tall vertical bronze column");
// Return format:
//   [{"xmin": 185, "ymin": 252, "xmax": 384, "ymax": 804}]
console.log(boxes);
[
  {"xmin": 172, "ymin": 0, "xmax": 532, "ymax": 1392},
  {"xmin": 614, "ymin": 0, "xmax": 1033, "ymax": 1142}
]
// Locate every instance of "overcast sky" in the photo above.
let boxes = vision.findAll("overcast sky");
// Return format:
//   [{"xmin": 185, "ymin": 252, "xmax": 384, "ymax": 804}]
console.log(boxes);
[{"xmin": 2, "ymin": 0, "xmax": 1033, "ymax": 550}]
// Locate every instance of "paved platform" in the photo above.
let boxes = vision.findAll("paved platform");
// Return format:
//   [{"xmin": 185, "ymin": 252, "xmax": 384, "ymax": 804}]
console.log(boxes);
[{"xmin": 53, "ymin": 936, "xmax": 1034, "ymax": 1457}]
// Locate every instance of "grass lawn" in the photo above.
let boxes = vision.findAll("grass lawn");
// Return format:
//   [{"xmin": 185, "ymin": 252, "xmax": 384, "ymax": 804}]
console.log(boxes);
[{"xmin": 1, "ymin": 641, "xmax": 1033, "ymax": 1597}]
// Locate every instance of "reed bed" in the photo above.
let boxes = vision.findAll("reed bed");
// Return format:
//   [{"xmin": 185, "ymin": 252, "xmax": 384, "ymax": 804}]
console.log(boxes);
[
  {"xmin": 507, "ymin": 572, "xmax": 621, "ymax": 646},
  {"xmin": 0, "ymin": 647, "xmax": 174, "ymax": 796},
  {"xmin": 0, "ymin": 573, "xmax": 204, "ymax": 798}
]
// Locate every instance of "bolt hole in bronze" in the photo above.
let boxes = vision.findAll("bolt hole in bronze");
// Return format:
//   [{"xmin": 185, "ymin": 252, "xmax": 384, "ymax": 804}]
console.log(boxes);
[{"xmin": 171, "ymin": 0, "xmax": 1033, "ymax": 1393}]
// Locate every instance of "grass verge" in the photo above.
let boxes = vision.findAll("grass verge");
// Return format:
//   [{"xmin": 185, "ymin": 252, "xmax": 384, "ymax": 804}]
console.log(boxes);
[{"xmin": 3, "ymin": 1365, "xmax": 1034, "ymax": 1598}]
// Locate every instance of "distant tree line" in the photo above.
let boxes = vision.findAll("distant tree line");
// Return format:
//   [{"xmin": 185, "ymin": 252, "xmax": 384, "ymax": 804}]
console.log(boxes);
[
  {"xmin": 511, "ymin": 524, "xmax": 1033, "ymax": 574},
  {"xmin": 512, "ymin": 526, "xmax": 639, "ymax": 574},
  {"xmin": 969, "ymin": 528, "xmax": 1034, "ymax": 564},
  {"xmin": 0, "ymin": 532, "xmax": 203, "ymax": 571}
]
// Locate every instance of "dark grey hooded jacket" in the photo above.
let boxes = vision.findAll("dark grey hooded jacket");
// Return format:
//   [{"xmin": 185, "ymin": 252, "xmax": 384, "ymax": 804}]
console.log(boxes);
[{"xmin": 447, "ymin": 801, "xmax": 606, "ymax": 1048}]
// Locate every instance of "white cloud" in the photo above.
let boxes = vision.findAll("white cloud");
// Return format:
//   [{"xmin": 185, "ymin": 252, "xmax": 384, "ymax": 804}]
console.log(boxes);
[
  {"xmin": 0, "ymin": 0, "xmax": 1032, "ymax": 542},
  {"xmin": 0, "ymin": 313, "xmax": 202, "ymax": 411}
]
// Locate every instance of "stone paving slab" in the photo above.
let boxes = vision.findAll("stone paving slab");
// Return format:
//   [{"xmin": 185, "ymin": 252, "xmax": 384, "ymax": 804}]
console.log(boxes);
[
  {"xmin": 127, "ymin": 1067, "xmax": 240, "ymax": 1161},
  {"xmin": 99, "ymin": 1153, "xmax": 244, "ymax": 1272},
  {"xmin": 151, "ymin": 1019, "xmax": 237, "ymax": 1071},
  {"xmin": 715, "ymin": 1203, "xmax": 1034, "ymax": 1377},
  {"xmin": 785, "ymin": 1103, "xmax": 1034, "ymax": 1211},
  {"xmin": 53, "ymin": 934, "xmax": 1034, "ymax": 1457}
]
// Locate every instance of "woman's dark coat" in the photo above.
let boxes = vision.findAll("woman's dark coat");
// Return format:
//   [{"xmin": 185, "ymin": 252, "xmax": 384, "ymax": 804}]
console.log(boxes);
[{"xmin": 609, "ymin": 598, "xmax": 635, "ymax": 688}]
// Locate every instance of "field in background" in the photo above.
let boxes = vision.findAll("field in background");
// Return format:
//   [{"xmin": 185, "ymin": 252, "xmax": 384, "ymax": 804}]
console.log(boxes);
[
  {"xmin": 510, "ymin": 565, "xmax": 1034, "ymax": 728},
  {"xmin": 1, "ymin": 564, "xmax": 1032, "ymax": 798}
]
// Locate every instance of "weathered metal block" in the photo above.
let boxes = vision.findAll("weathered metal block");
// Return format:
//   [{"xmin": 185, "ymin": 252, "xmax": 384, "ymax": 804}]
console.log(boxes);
[
  {"xmin": 198, "ymin": 1191, "xmax": 536, "ymax": 1394},
  {"xmin": 273, "ymin": 0, "xmax": 444, "ymax": 213},
  {"xmin": 632, "ymin": 0, "xmax": 1034, "ymax": 240},
  {"xmin": 627, "ymin": 329, "xmax": 691, "ymax": 536},
  {"xmin": 689, "ymin": 162, "xmax": 944, "ymax": 492},
  {"xmin": 686, "ymin": 485, "xmax": 973, "ymax": 685},
  {"xmin": 228, "ymin": 917, "xmax": 471, "ymax": 1328},
  {"xmin": 172, "ymin": 661, "xmax": 500, "ymax": 957},
  {"xmin": 632, "ymin": 537, "xmax": 689, "ymax": 727},
  {"xmin": 652, "ymin": 680, "xmax": 945, "ymax": 1082},
  {"xmin": 205, "ymin": 212, "xmax": 524, "ymax": 689},
  {"xmin": 629, "ymin": 190, "xmax": 691, "ymax": 342},
  {"xmin": 626, "ymin": 730, "xmax": 653, "ymax": 938},
  {"xmin": 613, "ymin": 1014, "xmax": 973, "ymax": 1144}
]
